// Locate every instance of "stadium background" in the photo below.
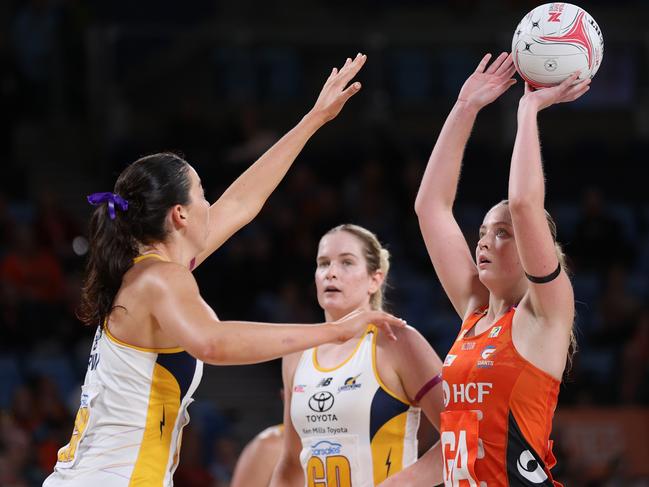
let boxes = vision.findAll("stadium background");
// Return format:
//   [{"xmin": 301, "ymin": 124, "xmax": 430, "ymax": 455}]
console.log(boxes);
[{"xmin": 0, "ymin": 0, "xmax": 647, "ymax": 485}]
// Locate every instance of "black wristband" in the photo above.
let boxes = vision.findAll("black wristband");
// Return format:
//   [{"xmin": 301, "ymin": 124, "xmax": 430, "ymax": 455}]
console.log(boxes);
[{"xmin": 525, "ymin": 262, "xmax": 562, "ymax": 284}]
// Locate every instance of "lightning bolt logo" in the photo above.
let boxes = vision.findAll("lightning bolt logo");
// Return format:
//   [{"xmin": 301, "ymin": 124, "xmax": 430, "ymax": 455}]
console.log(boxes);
[
  {"xmin": 385, "ymin": 447, "xmax": 392, "ymax": 477},
  {"xmin": 159, "ymin": 404, "xmax": 166, "ymax": 439}
]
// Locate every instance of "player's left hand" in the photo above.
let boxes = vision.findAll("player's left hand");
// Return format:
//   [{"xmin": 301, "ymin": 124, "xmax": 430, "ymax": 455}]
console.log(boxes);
[
  {"xmin": 519, "ymin": 72, "xmax": 591, "ymax": 111},
  {"xmin": 308, "ymin": 53, "xmax": 367, "ymax": 125}
]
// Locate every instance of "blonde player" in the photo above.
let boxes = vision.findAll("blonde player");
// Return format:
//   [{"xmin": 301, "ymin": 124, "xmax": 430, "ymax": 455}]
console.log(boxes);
[
  {"xmin": 415, "ymin": 52, "xmax": 589, "ymax": 486},
  {"xmin": 271, "ymin": 224, "xmax": 445, "ymax": 487},
  {"xmin": 44, "ymin": 54, "xmax": 406, "ymax": 487}
]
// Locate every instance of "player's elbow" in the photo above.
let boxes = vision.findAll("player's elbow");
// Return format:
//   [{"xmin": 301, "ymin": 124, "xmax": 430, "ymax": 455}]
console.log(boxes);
[
  {"xmin": 414, "ymin": 194, "xmax": 426, "ymax": 216},
  {"xmin": 192, "ymin": 337, "xmax": 228, "ymax": 365},
  {"xmin": 415, "ymin": 197, "xmax": 448, "ymax": 221},
  {"xmin": 415, "ymin": 194, "xmax": 440, "ymax": 217}
]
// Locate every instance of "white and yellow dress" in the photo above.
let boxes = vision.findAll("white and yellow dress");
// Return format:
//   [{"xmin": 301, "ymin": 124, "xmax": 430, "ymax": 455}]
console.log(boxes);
[
  {"xmin": 290, "ymin": 325, "xmax": 420, "ymax": 487},
  {"xmin": 44, "ymin": 255, "xmax": 203, "ymax": 486}
]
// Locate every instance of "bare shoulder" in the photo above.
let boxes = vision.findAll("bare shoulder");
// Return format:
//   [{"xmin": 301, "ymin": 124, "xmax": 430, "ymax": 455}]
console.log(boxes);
[
  {"xmin": 134, "ymin": 260, "xmax": 198, "ymax": 296},
  {"xmin": 376, "ymin": 324, "xmax": 439, "ymax": 361},
  {"xmin": 379, "ymin": 324, "xmax": 427, "ymax": 345},
  {"xmin": 256, "ymin": 424, "xmax": 284, "ymax": 444},
  {"xmin": 244, "ymin": 425, "xmax": 284, "ymax": 456},
  {"xmin": 232, "ymin": 425, "xmax": 284, "ymax": 487}
]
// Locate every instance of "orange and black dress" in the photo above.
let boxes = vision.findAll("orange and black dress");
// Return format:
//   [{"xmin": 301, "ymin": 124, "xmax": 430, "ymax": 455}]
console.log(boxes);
[{"xmin": 440, "ymin": 307, "xmax": 562, "ymax": 486}]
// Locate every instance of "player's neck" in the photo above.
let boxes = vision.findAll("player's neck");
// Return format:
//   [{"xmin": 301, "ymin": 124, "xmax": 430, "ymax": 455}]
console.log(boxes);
[
  {"xmin": 486, "ymin": 291, "xmax": 521, "ymax": 322},
  {"xmin": 138, "ymin": 240, "xmax": 192, "ymax": 269}
]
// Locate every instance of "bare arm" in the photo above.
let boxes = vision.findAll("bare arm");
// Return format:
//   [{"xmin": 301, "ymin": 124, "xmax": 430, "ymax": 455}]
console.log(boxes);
[
  {"xmin": 379, "ymin": 443, "xmax": 443, "ymax": 487},
  {"xmin": 377, "ymin": 327, "xmax": 445, "ymax": 486},
  {"xmin": 147, "ymin": 263, "xmax": 404, "ymax": 365},
  {"xmin": 415, "ymin": 53, "xmax": 516, "ymax": 319},
  {"xmin": 231, "ymin": 426, "xmax": 283, "ymax": 487},
  {"xmin": 270, "ymin": 355, "xmax": 305, "ymax": 487},
  {"xmin": 509, "ymin": 74, "xmax": 589, "ymax": 324},
  {"xmin": 193, "ymin": 54, "xmax": 367, "ymax": 269}
]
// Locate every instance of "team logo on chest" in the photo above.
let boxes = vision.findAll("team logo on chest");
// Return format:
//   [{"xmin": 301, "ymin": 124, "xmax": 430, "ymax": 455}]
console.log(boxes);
[
  {"xmin": 337, "ymin": 374, "xmax": 362, "ymax": 393},
  {"xmin": 476, "ymin": 345, "xmax": 496, "ymax": 368}
]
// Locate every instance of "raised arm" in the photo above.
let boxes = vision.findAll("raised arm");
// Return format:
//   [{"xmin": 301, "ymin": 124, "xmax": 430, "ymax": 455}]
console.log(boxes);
[
  {"xmin": 269, "ymin": 355, "xmax": 305, "ymax": 487},
  {"xmin": 415, "ymin": 53, "xmax": 516, "ymax": 319},
  {"xmin": 509, "ymin": 74, "xmax": 589, "ymax": 324},
  {"xmin": 192, "ymin": 54, "xmax": 367, "ymax": 269},
  {"xmin": 147, "ymin": 263, "xmax": 404, "ymax": 365}
]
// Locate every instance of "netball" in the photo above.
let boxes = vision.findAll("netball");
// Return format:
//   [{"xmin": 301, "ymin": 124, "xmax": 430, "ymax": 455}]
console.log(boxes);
[{"xmin": 512, "ymin": 3, "xmax": 604, "ymax": 87}]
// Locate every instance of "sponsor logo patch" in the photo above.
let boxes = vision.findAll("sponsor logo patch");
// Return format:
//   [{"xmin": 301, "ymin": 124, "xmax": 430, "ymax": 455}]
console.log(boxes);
[
  {"xmin": 308, "ymin": 392, "xmax": 335, "ymax": 412},
  {"xmin": 488, "ymin": 326, "xmax": 502, "ymax": 338},
  {"xmin": 443, "ymin": 354, "xmax": 457, "ymax": 367},
  {"xmin": 311, "ymin": 440, "xmax": 342, "ymax": 457}
]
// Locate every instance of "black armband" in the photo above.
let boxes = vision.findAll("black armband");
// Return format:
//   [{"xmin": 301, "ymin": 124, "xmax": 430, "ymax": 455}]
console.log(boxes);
[{"xmin": 525, "ymin": 262, "xmax": 562, "ymax": 284}]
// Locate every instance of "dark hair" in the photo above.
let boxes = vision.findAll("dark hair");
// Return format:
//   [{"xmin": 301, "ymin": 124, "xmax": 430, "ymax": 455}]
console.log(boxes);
[
  {"xmin": 78, "ymin": 153, "xmax": 192, "ymax": 326},
  {"xmin": 322, "ymin": 224, "xmax": 390, "ymax": 311}
]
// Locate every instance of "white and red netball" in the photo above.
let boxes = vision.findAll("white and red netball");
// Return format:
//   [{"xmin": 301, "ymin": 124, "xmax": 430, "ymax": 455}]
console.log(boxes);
[{"xmin": 512, "ymin": 3, "xmax": 604, "ymax": 88}]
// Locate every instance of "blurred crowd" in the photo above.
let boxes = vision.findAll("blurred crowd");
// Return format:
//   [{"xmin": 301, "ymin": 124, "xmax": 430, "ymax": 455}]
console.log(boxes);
[{"xmin": 1, "ymin": 0, "xmax": 648, "ymax": 486}]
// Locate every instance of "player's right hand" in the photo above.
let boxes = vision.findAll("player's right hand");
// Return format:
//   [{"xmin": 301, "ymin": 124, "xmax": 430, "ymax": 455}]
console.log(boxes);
[
  {"xmin": 519, "ymin": 71, "xmax": 591, "ymax": 112},
  {"xmin": 458, "ymin": 52, "xmax": 517, "ymax": 110}
]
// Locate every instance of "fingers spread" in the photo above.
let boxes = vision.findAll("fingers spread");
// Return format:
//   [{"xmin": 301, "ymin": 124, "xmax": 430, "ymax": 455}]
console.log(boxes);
[
  {"xmin": 335, "ymin": 53, "xmax": 367, "ymax": 87},
  {"xmin": 341, "ymin": 81, "xmax": 362, "ymax": 102},
  {"xmin": 560, "ymin": 71, "xmax": 581, "ymax": 89},
  {"xmin": 486, "ymin": 52, "xmax": 509, "ymax": 75},
  {"xmin": 380, "ymin": 323, "xmax": 397, "ymax": 341},
  {"xmin": 566, "ymin": 78, "xmax": 590, "ymax": 101},
  {"xmin": 475, "ymin": 53, "xmax": 492, "ymax": 73},
  {"xmin": 497, "ymin": 78, "xmax": 517, "ymax": 93},
  {"xmin": 496, "ymin": 60, "xmax": 517, "ymax": 82}
]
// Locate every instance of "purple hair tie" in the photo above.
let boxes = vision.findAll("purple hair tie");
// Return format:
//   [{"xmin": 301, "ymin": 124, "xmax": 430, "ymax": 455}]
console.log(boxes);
[{"xmin": 87, "ymin": 192, "xmax": 129, "ymax": 220}]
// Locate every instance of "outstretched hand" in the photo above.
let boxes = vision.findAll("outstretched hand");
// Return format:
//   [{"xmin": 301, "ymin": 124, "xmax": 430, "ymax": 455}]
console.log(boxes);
[
  {"xmin": 519, "ymin": 72, "xmax": 591, "ymax": 112},
  {"xmin": 457, "ymin": 52, "xmax": 517, "ymax": 110},
  {"xmin": 309, "ymin": 53, "xmax": 367, "ymax": 124},
  {"xmin": 333, "ymin": 308, "xmax": 406, "ymax": 343}
]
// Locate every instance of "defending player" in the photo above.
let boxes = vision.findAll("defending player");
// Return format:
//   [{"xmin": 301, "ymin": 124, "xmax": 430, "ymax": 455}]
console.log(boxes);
[
  {"xmin": 271, "ymin": 224, "xmax": 445, "ymax": 487},
  {"xmin": 44, "ymin": 54, "xmax": 407, "ymax": 487}
]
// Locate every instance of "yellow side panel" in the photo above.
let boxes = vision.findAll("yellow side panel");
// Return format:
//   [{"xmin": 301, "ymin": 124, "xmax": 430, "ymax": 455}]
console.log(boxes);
[
  {"xmin": 129, "ymin": 363, "xmax": 180, "ymax": 486},
  {"xmin": 371, "ymin": 412, "xmax": 407, "ymax": 484}
]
